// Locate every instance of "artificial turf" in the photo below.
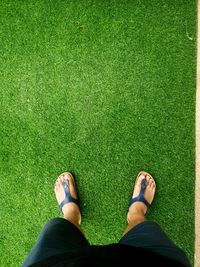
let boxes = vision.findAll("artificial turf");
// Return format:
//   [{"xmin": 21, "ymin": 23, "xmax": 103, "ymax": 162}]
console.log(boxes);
[{"xmin": 0, "ymin": 0, "xmax": 196, "ymax": 265}]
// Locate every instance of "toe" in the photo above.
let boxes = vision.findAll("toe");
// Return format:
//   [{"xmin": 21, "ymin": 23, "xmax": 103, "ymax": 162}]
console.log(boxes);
[
  {"xmin": 62, "ymin": 172, "xmax": 78, "ymax": 200},
  {"xmin": 58, "ymin": 179, "xmax": 61, "ymax": 187},
  {"xmin": 146, "ymin": 175, "xmax": 151, "ymax": 182},
  {"xmin": 150, "ymin": 181, "xmax": 154, "ymax": 189},
  {"xmin": 63, "ymin": 174, "xmax": 69, "ymax": 181},
  {"xmin": 152, "ymin": 181, "xmax": 156, "ymax": 189},
  {"xmin": 138, "ymin": 174, "xmax": 145, "ymax": 181},
  {"xmin": 55, "ymin": 179, "xmax": 61, "ymax": 191},
  {"xmin": 148, "ymin": 178, "xmax": 153, "ymax": 187},
  {"xmin": 132, "ymin": 173, "xmax": 145, "ymax": 198},
  {"xmin": 137, "ymin": 174, "xmax": 145, "ymax": 188}
]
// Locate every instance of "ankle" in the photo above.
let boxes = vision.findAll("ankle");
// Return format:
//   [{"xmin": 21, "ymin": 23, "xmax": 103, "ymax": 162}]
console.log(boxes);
[
  {"xmin": 127, "ymin": 214, "xmax": 145, "ymax": 225},
  {"xmin": 63, "ymin": 204, "xmax": 81, "ymax": 225},
  {"xmin": 127, "ymin": 205, "xmax": 146, "ymax": 225},
  {"xmin": 129, "ymin": 202, "xmax": 147, "ymax": 216}
]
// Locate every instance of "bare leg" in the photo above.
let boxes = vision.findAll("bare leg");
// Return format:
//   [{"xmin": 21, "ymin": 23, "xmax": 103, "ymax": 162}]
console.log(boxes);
[
  {"xmin": 122, "ymin": 172, "xmax": 156, "ymax": 236},
  {"xmin": 54, "ymin": 172, "xmax": 83, "ymax": 233}
]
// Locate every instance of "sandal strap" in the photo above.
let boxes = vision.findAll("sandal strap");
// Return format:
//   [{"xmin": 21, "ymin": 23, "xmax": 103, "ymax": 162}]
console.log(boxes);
[
  {"xmin": 129, "ymin": 179, "xmax": 150, "ymax": 210},
  {"xmin": 59, "ymin": 179, "xmax": 79, "ymax": 213}
]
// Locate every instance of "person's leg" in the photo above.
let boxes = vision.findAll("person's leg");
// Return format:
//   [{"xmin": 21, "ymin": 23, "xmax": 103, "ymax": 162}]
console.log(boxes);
[
  {"xmin": 54, "ymin": 172, "xmax": 82, "ymax": 232},
  {"xmin": 119, "ymin": 171, "xmax": 191, "ymax": 267},
  {"xmin": 122, "ymin": 172, "xmax": 154, "ymax": 236},
  {"xmin": 22, "ymin": 172, "xmax": 89, "ymax": 267}
]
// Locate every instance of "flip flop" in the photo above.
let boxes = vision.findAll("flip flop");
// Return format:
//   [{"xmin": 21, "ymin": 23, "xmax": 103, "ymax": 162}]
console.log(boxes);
[
  {"xmin": 129, "ymin": 171, "xmax": 155, "ymax": 214},
  {"xmin": 59, "ymin": 173, "xmax": 79, "ymax": 214}
]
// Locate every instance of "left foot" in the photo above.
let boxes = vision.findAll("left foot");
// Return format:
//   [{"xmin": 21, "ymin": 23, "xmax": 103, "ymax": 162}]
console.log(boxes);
[{"xmin": 54, "ymin": 172, "xmax": 81, "ymax": 225}]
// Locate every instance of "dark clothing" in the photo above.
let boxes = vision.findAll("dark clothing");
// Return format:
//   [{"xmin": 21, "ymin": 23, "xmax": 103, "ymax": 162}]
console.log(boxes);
[{"xmin": 22, "ymin": 218, "xmax": 191, "ymax": 267}]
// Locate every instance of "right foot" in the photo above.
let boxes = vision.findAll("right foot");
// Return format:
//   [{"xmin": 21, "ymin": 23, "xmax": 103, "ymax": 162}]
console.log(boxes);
[
  {"xmin": 54, "ymin": 172, "xmax": 81, "ymax": 225},
  {"xmin": 127, "ymin": 171, "xmax": 156, "ymax": 222}
]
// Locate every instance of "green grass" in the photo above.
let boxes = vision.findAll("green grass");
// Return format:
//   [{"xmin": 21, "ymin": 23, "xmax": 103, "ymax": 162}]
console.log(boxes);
[{"xmin": 0, "ymin": 0, "xmax": 196, "ymax": 266}]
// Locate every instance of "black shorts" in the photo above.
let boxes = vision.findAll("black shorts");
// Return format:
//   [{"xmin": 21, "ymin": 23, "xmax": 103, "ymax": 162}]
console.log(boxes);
[{"xmin": 22, "ymin": 218, "xmax": 190, "ymax": 267}]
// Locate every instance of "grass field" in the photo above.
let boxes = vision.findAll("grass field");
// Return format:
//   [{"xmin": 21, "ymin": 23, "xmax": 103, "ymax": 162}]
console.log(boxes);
[{"xmin": 0, "ymin": 0, "xmax": 196, "ymax": 265}]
